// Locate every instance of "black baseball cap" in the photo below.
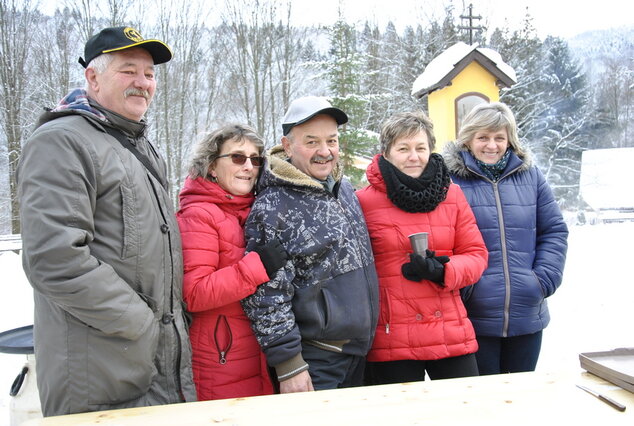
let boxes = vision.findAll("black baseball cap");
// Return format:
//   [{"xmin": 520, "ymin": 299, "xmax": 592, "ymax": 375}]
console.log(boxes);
[
  {"xmin": 282, "ymin": 96, "xmax": 348, "ymax": 136},
  {"xmin": 79, "ymin": 26, "xmax": 172, "ymax": 68}
]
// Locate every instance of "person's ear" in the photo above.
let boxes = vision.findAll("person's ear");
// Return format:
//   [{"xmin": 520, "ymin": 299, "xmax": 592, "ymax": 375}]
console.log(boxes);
[
  {"xmin": 281, "ymin": 136, "xmax": 292, "ymax": 158},
  {"xmin": 85, "ymin": 68, "xmax": 99, "ymax": 92}
]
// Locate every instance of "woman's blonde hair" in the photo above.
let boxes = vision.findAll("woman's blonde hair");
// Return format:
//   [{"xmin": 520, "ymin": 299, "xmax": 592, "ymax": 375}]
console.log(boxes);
[
  {"xmin": 188, "ymin": 124, "xmax": 264, "ymax": 179},
  {"xmin": 380, "ymin": 111, "xmax": 436, "ymax": 154},
  {"xmin": 456, "ymin": 102, "xmax": 525, "ymax": 157}
]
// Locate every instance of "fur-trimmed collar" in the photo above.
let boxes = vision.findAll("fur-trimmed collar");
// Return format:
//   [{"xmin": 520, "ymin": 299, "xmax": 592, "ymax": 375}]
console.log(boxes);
[
  {"xmin": 442, "ymin": 140, "xmax": 533, "ymax": 179},
  {"xmin": 260, "ymin": 144, "xmax": 343, "ymax": 191}
]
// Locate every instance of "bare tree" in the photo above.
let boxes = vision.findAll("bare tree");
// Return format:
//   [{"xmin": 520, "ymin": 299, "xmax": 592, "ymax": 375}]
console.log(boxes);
[
  {"xmin": 149, "ymin": 0, "xmax": 211, "ymax": 207},
  {"xmin": 103, "ymin": 0, "xmax": 134, "ymax": 26},
  {"xmin": 33, "ymin": 8, "xmax": 84, "ymax": 107},
  {"xmin": 222, "ymin": 0, "xmax": 304, "ymax": 144},
  {"xmin": 0, "ymin": 0, "xmax": 40, "ymax": 233},
  {"xmin": 63, "ymin": 0, "xmax": 96, "ymax": 41},
  {"xmin": 596, "ymin": 57, "xmax": 634, "ymax": 148}
]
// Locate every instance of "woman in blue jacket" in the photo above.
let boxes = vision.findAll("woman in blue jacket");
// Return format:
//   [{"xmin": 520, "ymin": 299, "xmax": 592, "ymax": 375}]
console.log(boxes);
[{"xmin": 443, "ymin": 102, "xmax": 568, "ymax": 375}]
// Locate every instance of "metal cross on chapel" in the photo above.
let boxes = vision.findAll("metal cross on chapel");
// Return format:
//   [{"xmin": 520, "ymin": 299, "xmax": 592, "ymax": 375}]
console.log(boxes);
[{"xmin": 458, "ymin": 3, "xmax": 485, "ymax": 45}]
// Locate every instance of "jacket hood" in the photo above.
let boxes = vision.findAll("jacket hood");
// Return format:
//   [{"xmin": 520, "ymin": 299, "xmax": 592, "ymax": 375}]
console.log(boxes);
[
  {"xmin": 257, "ymin": 144, "xmax": 344, "ymax": 192},
  {"xmin": 365, "ymin": 154, "xmax": 387, "ymax": 193},
  {"xmin": 36, "ymin": 88, "xmax": 147, "ymax": 138},
  {"xmin": 179, "ymin": 176, "xmax": 254, "ymax": 225},
  {"xmin": 442, "ymin": 140, "xmax": 533, "ymax": 179}
]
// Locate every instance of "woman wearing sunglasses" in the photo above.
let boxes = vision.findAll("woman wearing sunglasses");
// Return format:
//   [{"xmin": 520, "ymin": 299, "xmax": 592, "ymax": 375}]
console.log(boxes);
[{"xmin": 176, "ymin": 124, "xmax": 287, "ymax": 400}]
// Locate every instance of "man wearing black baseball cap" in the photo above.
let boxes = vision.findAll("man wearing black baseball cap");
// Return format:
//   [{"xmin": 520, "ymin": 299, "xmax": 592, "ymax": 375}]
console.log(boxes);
[
  {"xmin": 17, "ymin": 27, "xmax": 196, "ymax": 416},
  {"xmin": 78, "ymin": 26, "xmax": 172, "ymax": 68},
  {"xmin": 242, "ymin": 96, "xmax": 379, "ymax": 394}
]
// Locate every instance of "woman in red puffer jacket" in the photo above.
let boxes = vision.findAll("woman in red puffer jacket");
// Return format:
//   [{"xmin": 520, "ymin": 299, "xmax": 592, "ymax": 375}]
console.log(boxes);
[
  {"xmin": 177, "ymin": 124, "xmax": 287, "ymax": 400},
  {"xmin": 356, "ymin": 111, "xmax": 488, "ymax": 384}
]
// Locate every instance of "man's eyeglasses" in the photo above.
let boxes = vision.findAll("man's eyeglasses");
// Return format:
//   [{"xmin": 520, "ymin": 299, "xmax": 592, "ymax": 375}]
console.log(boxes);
[{"xmin": 216, "ymin": 153, "xmax": 264, "ymax": 167}]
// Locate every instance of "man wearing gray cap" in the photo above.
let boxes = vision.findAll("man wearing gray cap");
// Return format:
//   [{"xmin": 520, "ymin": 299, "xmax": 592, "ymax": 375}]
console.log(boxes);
[
  {"xmin": 242, "ymin": 96, "xmax": 379, "ymax": 393},
  {"xmin": 17, "ymin": 26, "xmax": 196, "ymax": 416}
]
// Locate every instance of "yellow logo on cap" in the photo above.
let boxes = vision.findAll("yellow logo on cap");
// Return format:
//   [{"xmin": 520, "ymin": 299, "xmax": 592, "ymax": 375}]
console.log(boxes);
[{"xmin": 124, "ymin": 27, "xmax": 144, "ymax": 42}]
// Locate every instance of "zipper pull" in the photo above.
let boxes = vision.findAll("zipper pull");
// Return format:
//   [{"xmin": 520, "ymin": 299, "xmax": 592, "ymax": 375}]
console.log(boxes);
[
  {"xmin": 385, "ymin": 323, "xmax": 390, "ymax": 334},
  {"xmin": 219, "ymin": 352, "xmax": 227, "ymax": 365}
]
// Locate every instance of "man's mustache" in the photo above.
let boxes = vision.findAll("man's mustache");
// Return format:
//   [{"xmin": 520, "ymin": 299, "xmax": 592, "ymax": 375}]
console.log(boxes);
[
  {"xmin": 124, "ymin": 88, "xmax": 150, "ymax": 100},
  {"xmin": 312, "ymin": 155, "xmax": 334, "ymax": 162}
]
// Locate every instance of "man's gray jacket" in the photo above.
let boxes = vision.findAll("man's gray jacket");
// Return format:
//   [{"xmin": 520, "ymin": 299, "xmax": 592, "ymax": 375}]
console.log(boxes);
[{"xmin": 17, "ymin": 95, "xmax": 196, "ymax": 416}]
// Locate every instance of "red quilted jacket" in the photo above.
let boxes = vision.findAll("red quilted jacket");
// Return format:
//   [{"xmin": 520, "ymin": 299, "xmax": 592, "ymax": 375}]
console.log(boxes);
[
  {"xmin": 177, "ymin": 177, "xmax": 273, "ymax": 400},
  {"xmin": 356, "ymin": 155, "xmax": 488, "ymax": 362}
]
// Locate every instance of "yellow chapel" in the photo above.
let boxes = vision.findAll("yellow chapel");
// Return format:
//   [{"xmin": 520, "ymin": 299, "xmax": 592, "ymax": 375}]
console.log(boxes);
[{"xmin": 411, "ymin": 42, "xmax": 516, "ymax": 152}]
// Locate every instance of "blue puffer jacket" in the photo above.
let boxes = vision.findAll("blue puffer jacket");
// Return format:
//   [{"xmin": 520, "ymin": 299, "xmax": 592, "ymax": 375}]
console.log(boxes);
[
  {"xmin": 242, "ymin": 145, "xmax": 379, "ymax": 381},
  {"xmin": 443, "ymin": 142, "xmax": 568, "ymax": 337}
]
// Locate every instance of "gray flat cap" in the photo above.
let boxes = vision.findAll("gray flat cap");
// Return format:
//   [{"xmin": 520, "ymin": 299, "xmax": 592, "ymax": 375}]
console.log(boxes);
[{"xmin": 282, "ymin": 96, "xmax": 348, "ymax": 135}]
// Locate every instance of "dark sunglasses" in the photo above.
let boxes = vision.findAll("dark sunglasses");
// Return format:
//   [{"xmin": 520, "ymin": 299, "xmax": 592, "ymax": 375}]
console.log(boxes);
[{"xmin": 216, "ymin": 153, "xmax": 264, "ymax": 167}]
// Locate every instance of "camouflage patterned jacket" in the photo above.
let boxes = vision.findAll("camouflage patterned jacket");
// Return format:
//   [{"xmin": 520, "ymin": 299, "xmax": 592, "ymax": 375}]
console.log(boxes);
[{"xmin": 242, "ymin": 145, "xmax": 379, "ymax": 381}]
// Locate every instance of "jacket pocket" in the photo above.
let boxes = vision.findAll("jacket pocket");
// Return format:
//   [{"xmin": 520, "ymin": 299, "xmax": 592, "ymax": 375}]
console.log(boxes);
[
  {"xmin": 120, "ymin": 183, "xmax": 139, "ymax": 259},
  {"xmin": 86, "ymin": 318, "xmax": 159, "ymax": 405},
  {"xmin": 379, "ymin": 287, "xmax": 393, "ymax": 334},
  {"xmin": 320, "ymin": 278, "xmax": 372, "ymax": 339},
  {"xmin": 531, "ymin": 270, "xmax": 547, "ymax": 298},
  {"xmin": 213, "ymin": 315, "xmax": 233, "ymax": 364}
]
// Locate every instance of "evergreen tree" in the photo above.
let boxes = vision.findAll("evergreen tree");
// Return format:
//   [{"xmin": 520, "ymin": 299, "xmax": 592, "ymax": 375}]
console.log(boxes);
[
  {"xmin": 493, "ymin": 11, "xmax": 544, "ymax": 138},
  {"xmin": 532, "ymin": 36, "xmax": 591, "ymax": 208},
  {"xmin": 324, "ymin": 16, "xmax": 377, "ymax": 186}
]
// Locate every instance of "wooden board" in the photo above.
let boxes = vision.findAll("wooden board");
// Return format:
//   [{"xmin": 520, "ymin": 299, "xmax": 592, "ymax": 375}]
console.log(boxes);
[{"xmin": 23, "ymin": 370, "xmax": 634, "ymax": 425}]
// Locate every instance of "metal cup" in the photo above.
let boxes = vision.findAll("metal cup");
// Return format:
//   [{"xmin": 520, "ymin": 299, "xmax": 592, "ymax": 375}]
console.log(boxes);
[{"xmin": 408, "ymin": 232, "xmax": 428, "ymax": 256}]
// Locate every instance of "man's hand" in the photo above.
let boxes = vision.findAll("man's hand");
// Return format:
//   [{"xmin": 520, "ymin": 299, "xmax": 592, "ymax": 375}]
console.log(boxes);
[{"xmin": 279, "ymin": 370, "xmax": 314, "ymax": 393}]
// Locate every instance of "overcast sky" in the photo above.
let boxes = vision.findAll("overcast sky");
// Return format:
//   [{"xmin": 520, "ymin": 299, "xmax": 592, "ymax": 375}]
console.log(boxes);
[
  {"xmin": 288, "ymin": 0, "xmax": 631, "ymax": 39},
  {"xmin": 38, "ymin": 0, "xmax": 630, "ymax": 40}
]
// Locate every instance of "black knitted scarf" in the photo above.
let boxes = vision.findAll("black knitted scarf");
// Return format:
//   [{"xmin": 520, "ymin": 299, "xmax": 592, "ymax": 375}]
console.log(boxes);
[{"xmin": 378, "ymin": 153, "xmax": 451, "ymax": 213}]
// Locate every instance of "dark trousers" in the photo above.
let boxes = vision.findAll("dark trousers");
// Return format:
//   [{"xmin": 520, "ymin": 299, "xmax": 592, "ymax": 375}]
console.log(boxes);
[
  {"xmin": 302, "ymin": 344, "xmax": 366, "ymax": 390},
  {"xmin": 475, "ymin": 331, "xmax": 543, "ymax": 375},
  {"xmin": 364, "ymin": 353, "xmax": 479, "ymax": 385}
]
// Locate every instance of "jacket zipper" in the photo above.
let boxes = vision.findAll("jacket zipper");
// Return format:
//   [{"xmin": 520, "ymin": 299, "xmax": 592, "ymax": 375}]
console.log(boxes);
[
  {"xmin": 467, "ymin": 162, "xmax": 522, "ymax": 338},
  {"xmin": 382, "ymin": 287, "xmax": 393, "ymax": 334},
  {"xmin": 493, "ymin": 182, "xmax": 512, "ymax": 337},
  {"xmin": 214, "ymin": 315, "xmax": 233, "ymax": 364},
  {"xmin": 332, "ymin": 188, "xmax": 378, "ymax": 339},
  {"xmin": 148, "ymin": 177, "xmax": 182, "ymax": 393}
]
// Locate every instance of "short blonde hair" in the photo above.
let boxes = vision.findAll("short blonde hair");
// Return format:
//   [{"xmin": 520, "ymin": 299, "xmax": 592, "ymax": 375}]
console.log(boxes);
[
  {"xmin": 380, "ymin": 111, "xmax": 436, "ymax": 154},
  {"xmin": 456, "ymin": 102, "xmax": 525, "ymax": 157}
]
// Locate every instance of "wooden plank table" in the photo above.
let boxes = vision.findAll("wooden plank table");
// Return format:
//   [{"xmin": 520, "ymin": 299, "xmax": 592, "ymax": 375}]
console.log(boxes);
[{"xmin": 23, "ymin": 370, "xmax": 633, "ymax": 425}]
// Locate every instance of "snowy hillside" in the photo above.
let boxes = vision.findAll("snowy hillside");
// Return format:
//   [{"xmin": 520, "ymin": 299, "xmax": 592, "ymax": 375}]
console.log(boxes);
[
  {"xmin": 1, "ymin": 221, "xmax": 633, "ymax": 424},
  {"xmin": 568, "ymin": 25, "xmax": 634, "ymax": 82}
]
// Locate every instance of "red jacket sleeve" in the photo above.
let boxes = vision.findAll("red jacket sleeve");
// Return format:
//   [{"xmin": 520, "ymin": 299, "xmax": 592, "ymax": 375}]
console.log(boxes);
[{"xmin": 177, "ymin": 205, "xmax": 269, "ymax": 312}]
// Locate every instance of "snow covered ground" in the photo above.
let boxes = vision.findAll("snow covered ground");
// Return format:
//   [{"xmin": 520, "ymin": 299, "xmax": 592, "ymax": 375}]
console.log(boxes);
[{"xmin": 0, "ymin": 221, "xmax": 632, "ymax": 425}]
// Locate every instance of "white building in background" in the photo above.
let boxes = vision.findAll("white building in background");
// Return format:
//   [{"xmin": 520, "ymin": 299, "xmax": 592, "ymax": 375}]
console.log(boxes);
[{"xmin": 580, "ymin": 147, "xmax": 634, "ymax": 223}]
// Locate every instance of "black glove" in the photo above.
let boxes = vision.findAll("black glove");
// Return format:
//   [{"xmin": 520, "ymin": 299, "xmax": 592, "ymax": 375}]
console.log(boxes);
[
  {"xmin": 401, "ymin": 249, "xmax": 450, "ymax": 286},
  {"xmin": 253, "ymin": 239, "xmax": 288, "ymax": 279}
]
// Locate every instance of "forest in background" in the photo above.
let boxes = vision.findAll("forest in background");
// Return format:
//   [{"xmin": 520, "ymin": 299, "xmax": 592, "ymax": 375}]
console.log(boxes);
[{"xmin": 1, "ymin": 0, "xmax": 633, "ymax": 234}]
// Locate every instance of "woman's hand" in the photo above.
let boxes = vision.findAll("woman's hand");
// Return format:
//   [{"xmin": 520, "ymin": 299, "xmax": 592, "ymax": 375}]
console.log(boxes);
[{"xmin": 401, "ymin": 249, "xmax": 449, "ymax": 286}]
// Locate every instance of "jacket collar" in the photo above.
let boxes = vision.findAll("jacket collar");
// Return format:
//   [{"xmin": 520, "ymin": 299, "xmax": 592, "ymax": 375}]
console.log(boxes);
[
  {"xmin": 443, "ymin": 140, "xmax": 532, "ymax": 180},
  {"xmin": 178, "ymin": 177, "xmax": 254, "ymax": 225},
  {"xmin": 89, "ymin": 99, "xmax": 147, "ymax": 139},
  {"xmin": 258, "ymin": 144, "xmax": 343, "ymax": 192},
  {"xmin": 36, "ymin": 89, "xmax": 147, "ymax": 138}
]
